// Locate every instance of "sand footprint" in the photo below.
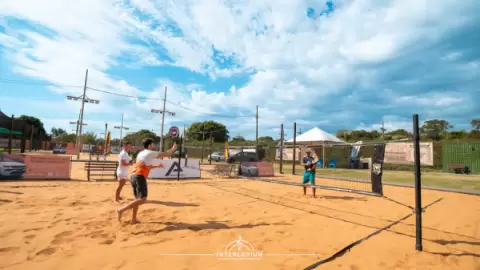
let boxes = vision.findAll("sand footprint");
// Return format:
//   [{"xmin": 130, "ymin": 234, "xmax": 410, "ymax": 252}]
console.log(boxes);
[
  {"xmin": 0, "ymin": 247, "xmax": 20, "ymax": 253},
  {"xmin": 35, "ymin": 247, "xmax": 57, "ymax": 256}
]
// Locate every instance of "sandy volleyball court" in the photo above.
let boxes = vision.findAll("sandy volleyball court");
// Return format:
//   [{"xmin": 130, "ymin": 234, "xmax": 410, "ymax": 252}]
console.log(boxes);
[{"xmin": 0, "ymin": 159, "xmax": 479, "ymax": 270}]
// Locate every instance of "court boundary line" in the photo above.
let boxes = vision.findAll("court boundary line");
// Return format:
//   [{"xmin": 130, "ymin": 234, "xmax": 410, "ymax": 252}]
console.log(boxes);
[{"xmin": 303, "ymin": 198, "xmax": 444, "ymax": 270}]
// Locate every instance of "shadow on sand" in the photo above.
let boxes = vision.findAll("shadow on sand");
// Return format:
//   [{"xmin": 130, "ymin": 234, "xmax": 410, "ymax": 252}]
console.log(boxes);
[
  {"xmin": 147, "ymin": 200, "xmax": 200, "ymax": 207},
  {"xmin": 132, "ymin": 220, "xmax": 291, "ymax": 235}
]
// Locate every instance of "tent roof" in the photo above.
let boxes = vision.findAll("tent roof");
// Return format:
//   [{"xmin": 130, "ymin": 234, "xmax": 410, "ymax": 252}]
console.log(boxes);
[{"xmin": 286, "ymin": 127, "xmax": 345, "ymax": 143}]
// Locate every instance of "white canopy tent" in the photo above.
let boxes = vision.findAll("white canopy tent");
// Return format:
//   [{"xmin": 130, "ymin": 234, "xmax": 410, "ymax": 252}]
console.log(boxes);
[
  {"xmin": 286, "ymin": 127, "xmax": 345, "ymax": 144},
  {"xmin": 285, "ymin": 127, "xmax": 347, "ymax": 167}
]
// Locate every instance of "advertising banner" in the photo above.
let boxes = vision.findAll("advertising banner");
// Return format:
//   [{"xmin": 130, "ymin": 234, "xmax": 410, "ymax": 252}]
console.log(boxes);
[
  {"xmin": 384, "ymin": 142, "xmax": 433, "ymax": 166},
  {"xmin": 0, "ymin": 154, "xmax": 70, "ymax": 180},
  {"xmin": 110, "ymin": 146, "xmax": 121, "ymax": 154},
  {"xmin": 148, "ymin": 158, "xmax": 201, "ymax": 179},
  {"xmin": 239, "ymin": 162, "xmax": 274, "ymax": 177}
]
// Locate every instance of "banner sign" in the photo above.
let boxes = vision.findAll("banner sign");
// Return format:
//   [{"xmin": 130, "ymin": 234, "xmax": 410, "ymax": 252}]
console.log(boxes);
[
  {"xmin": 239, "ymin": 162, "xmax": 274, "ymax": 177},
  {"xmin": 384, "ymin": 142, "xmax": 433, "ymax": 166},
  {"xmin": 149, "ymin": 158, "xmax": 200, "ymax": 179},
  {"xmin": 0, "ymin": 154, "xmax": 70, "ymax": 180},
  {"xmin": 169, "ymin": 126, "xmax": 179, "ymax": 140},
  {"xmin": 371, "ymin": 144, "xmax": 385, "ymax": 195},
  {"xmin": 110, "ymin": 146, "xmax": 121, "ymax": 154}
]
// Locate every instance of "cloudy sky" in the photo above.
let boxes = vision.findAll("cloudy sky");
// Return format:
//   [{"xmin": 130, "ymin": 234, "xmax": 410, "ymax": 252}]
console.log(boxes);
[{"xmin": 0, "ymin": 0, "xmax": 479, "ymax": 140}]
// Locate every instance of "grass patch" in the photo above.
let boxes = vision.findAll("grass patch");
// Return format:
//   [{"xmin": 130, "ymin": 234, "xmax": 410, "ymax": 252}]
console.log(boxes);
[{"xmin": 274, "ymin": 164, "xmax": 480, "ymax": 191}]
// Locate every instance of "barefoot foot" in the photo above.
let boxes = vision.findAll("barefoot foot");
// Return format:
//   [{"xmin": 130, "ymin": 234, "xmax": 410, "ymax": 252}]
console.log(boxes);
[
  {"xmin": 116, "ymin": 209, "xmax": 122, "ymax": 222},
  {"xmin": 130, "ymin": 219, "xmax": 141, "ymax": 224}
]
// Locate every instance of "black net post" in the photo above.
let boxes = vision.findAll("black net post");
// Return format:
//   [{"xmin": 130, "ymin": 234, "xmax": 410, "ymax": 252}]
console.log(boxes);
[
  {"xmin": 177, "ymin": 135, "xmax": 183, "ymax": 181},
  {"xmin": 280, "ymin": 123, "xmax": 284, "ymax": 174},
  {"xmin": 413, "ymin": 114, "xmax": 423, "ymax": 251},
  {"xmin": 292, "ymin": 122, "xmax": 296, "ymax": 175},
  {"xmin": 370, "ymin": 143, "xmax": 385, "ymax": 195}
]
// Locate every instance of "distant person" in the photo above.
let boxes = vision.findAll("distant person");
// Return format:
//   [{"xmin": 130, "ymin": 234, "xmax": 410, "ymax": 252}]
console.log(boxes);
[
  {"xmin": 114, "ymin": 141, "xmax": 132, "ymax": 203},
  {"xmin": 116, "ymin": 138, "xmax": 176, "ymax": 224},
  {"xmin": 302, "ymin": 150, "xmax": 317, "ymax": 198}
]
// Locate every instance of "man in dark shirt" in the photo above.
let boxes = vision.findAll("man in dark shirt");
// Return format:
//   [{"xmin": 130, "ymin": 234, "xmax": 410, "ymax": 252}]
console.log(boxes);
[{"xmin": 302, "ymin": 150, "xmax": 317, "ymax": 198}]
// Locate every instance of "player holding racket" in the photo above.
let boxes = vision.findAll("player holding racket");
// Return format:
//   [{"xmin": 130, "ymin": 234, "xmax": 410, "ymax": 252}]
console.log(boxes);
[{"xmin": 116, "ymin": 138, "xmax": 176, "ymax": 224}]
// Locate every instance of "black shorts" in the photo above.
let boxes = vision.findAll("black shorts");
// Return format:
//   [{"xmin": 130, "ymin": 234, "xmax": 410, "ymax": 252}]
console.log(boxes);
[{"xmin": 130, "ymin": 175, "xmax": 148, "ymax": 198}]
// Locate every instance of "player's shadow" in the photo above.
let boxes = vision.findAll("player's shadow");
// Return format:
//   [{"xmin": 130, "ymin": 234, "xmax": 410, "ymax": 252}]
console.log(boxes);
[
  {"xmin": 430, "ymin": 239, "xmax": 480, "ymax": 247},
  {"xmin": 147, "ymin": 200, "xmax": 200, "ymax": 207},
  {"xmin": 0, "ymin": 199, "xmax": 13, "ymax": 203},
  {"xmin": 132, "ymin": 220, "xmax": 290, "ymax": 235}
]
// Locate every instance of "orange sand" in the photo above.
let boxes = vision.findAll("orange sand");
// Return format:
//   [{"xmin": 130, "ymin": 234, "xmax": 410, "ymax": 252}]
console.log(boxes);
[{"xmin": 0, "ymin": 155, "xmax": 479, "ymax": 270}]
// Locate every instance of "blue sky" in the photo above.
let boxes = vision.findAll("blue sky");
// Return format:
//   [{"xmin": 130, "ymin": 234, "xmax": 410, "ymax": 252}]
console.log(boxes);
[{"xmin": 0, "ymin": 0, "xmax": 479, "ymax": 140}]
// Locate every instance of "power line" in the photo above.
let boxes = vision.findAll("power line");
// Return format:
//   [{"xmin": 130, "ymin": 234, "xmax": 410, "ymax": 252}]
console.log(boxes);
[
  {"xmin": 87, "ymin": 86, "xmax": 164, "ymax": 100},
  {"xmin": 1, "ymin": 78, "xmax": 256, "ymax": 118}
]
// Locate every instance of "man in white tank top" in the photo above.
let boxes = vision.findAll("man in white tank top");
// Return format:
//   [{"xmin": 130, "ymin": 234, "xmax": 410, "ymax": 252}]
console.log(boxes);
[{"xmin": 115, "ymin": 141, "xmax": 132, "ymax": 203}]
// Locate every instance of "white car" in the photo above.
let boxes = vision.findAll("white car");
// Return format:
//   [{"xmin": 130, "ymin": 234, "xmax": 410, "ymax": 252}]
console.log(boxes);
[
  {"xmin": 208, "ymin": 152, "xmax": 224, "ymax": 162},
  {"xmin": 0, "ymin": 155, "xmax": 26, "ymax": 179}
]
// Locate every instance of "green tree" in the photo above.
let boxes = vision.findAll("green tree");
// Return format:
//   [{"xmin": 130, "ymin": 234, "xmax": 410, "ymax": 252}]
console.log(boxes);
[
  {"xmin": 18, "ymin": 115, "xmax": 46, "ymax": 134},
  {"xmin": 388, "ymin": 129, "xmax": 412, "ymax": 139},
  {"xmin": 420, "ymin": 119, "xmax": 453, "ymax": 141},
  {"xmin": 123, "ymin": 129, "xmax": 160, "ymax": 146},
  {"xmin": 81, "ymin": 132, "xmax": 97, "ymax": 145},
  {"xmin": 471, "ymin": 119, "xmax": 480, "ymax": 130},
  {"xmin": 448, "ymin": 130, "xmax": 468, "ymax": 140},
  {"xmin": 336, "ymin": 130, "xmax": 350, "ymax": 141},
  {"xmin": 258, "ymin": 136, "xmax": 275, "ymax": 146},
  {"xmin": 51, "ymin": 127, "xmax": 67, "ymax": 137},
  {"xmin": 55, "ymin": 133, "xmax": 76, "ymax": 143},
  {"xmin": 186, "ymin": 121, "xmax": 229, "ymax": 142}
]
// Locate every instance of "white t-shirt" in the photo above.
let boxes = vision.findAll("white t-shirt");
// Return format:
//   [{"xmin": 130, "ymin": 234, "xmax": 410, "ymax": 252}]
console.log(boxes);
[
  {"xmin": 117, "ymin": 150, "xmax": 131, "ymax": 176},
  {"xmin": 135, "ymin": 150, "xmax": 158, "ymax": 166}
]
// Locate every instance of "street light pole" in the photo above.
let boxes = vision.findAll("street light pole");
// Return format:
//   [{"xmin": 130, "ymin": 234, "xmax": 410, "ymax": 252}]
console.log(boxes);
[
  {"xmin": 77, "ymin": 69, "xmax": 88, "ymax": 160},
  {"xmin": 114, "ymin": 113, "xmax": 129, "ymax": 147},
  {"xmin": 160, "ymin": 86, "xmax": 167, "ymax": 152}
]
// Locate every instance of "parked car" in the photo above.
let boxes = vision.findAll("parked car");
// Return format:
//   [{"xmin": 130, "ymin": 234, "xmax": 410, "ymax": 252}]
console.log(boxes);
[
  {"xmin": 171, "ymin": 150, "xmax": 188, "ymax": 158},
  {"xmin": 226, "ymin": 151, "xmax": 259, "ymax": 163},
  {"xmin": 208, "ymin": 152, "xmax": 224, "ymax": 162},
  {"xmin": 53, "ymin": 147, "xmax": 66, "ymax": 154},
  {"xmin": 0, "ymin": 154, "xmax": 26, "ymax": 179}
]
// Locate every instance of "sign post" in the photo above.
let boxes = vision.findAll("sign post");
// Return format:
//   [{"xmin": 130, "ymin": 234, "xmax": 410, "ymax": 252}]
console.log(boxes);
[{"xmin": 169, "ymin": 126, "xmax": 181, "ymax": 181}]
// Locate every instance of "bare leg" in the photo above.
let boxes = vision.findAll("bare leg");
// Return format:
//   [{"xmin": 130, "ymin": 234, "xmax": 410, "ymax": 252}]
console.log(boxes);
[
  {"xmin": 131, "ymin": 205, "xmax": 140, "ymax": 224},
  {"xmin": 115, "ymin": 179, "xmax": 126, "ymax": 202},
  {"xmin": 116, "ymin": 197, "xmax": 146, "ymax": 223},
  {"xmin": 312, "ymin": 188, "xmax": 316, "ymax": 198},
  {"xmin": 303, "ymin": 186, "xmax": 307, "ymax": 195}
]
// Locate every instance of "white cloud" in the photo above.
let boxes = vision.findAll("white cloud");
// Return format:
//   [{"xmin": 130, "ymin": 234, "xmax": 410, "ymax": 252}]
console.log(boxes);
[{"xmin": 1, "ymin": 0, "xmax": 479, "ymax": 138}]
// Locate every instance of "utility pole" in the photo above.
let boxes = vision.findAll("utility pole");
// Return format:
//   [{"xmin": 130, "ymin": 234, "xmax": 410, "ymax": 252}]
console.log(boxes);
[
  {"xmin": 298, "ymin": 128, "xmax": 303, "ymax": 135},
  {"xmin": 151, "ymin": 87, "xmax": 175, "ymax": 152},
  {"xmin": 160, "ymin": 86, "xmax": 167, "ymax": 151},
  {"xmin": 381, "ymin": 121, "xmax": 387, "ymax": 139},
  {"xmin": 114, "ymin": 113, "xmax": 129, "ymax": 147},
  {"xmin": 104, "ymin": 123, "xmax": 108, "ymax": 142},
  {"xmin": 77, "ymin": 69, "xmax": 88, "ymax": 160},
  {"xmin": 256, "ymin": 105, "xmax": 259, "ymax": 148},
  {"xmin": 280, "ymin": 123, "xmax": 284, "ymax": 174},
  {"xmin": 67, "ymin": 69, "xmax": 100, "ymax": 159}
]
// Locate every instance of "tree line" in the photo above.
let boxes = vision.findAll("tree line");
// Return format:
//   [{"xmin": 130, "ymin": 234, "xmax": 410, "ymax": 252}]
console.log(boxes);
[{"xmin": 43, "ymin": 118, "xmax": 480, "ymax": 147}]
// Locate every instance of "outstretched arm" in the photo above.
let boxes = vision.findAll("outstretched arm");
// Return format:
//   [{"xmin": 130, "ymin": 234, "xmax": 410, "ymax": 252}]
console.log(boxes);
[{"xmin": 155, "ymin": 143, "xmax": 177, "ymax": 158}]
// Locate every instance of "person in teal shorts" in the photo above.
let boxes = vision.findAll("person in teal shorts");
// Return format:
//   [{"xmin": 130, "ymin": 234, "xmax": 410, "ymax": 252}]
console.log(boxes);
[{"xmin": 302, "ymin": 150, "xmax": 317, "ymax": 198}]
